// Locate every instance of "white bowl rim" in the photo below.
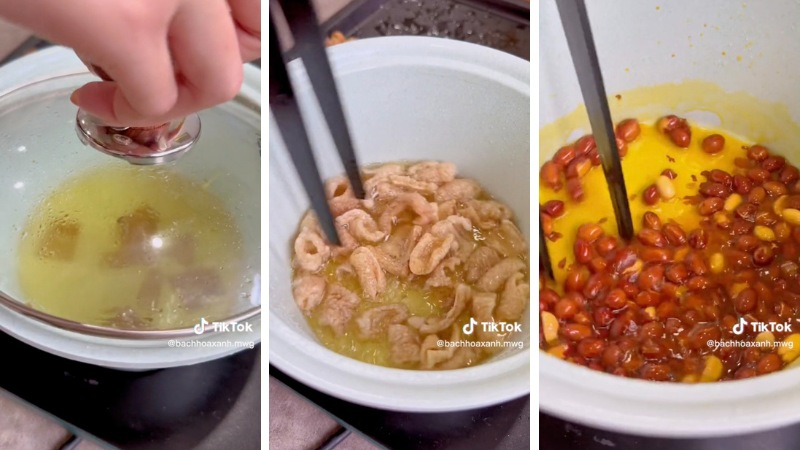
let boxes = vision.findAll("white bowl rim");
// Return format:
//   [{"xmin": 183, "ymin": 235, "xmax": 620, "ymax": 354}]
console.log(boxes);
[
  {"xmin": 268, "ymin": 36, "xmax": 531, "ymax": 412},
  {"xmin": 540, "ymin": 352, "xmax": 800, "ymax": 437}
]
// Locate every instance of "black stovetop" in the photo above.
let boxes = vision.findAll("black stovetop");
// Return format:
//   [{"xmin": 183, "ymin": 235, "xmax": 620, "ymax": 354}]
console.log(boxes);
[
  {"xmin": 539, "ymin": 412, "xmax": 800, "ymax": 450},
  {"xmin": 0, "ymin": 330, "xmax": 261, "ymax": 450}
]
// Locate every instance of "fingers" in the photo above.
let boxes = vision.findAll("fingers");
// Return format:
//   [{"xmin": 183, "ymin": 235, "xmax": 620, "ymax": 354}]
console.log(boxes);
[
  {"xmin": 228, "ymin": 0, "xmax": 261, "ymax": 62},
  {"xmin": 169, "ymin": 0, "xmax": 243, "ymax": 111},
  {"xmin": 72, "ymin": 0, "xmax": 243, "ymax": 127},
  {"xmin": 104, "ymin": 36, "xmax": 178, "ymax": 120},
  {"xmin": 71, "ymin": 28, "xmax": 179, "ymax": 126},
  {"xmin": 73, "ymin": 34, "xmax": 178, "ymax": 125}
]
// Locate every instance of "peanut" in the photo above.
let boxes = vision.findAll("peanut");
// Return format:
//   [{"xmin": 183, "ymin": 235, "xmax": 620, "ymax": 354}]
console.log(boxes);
[
  {"xmin": 566, "ymin": 157, "xmax": 592, "ymax": 179},
  {"xmin": 714, "ymin": 211, "xmax": 731, "ymax": 227},
  {"xmin": 541, "ymin": 311, "xmax": 559, "ymax": 344},
  {"xmin": 541, "ymin": 161, "xmax": 561, "ymax": 190},
  {"xmin": 728, "ymin": 282, "xmax": 749, "ymax": 298},
  {"xmin": 643, "ymin": 185, "xmax": 659, "ymax": 205},
  {"xmin": 622, "ymin": 259, "xmax": 644, "ymax": 277},
  {"xmin": 700, "ymin": 355, "xmax": 723, "ymax": 382},
  {"xmin": 782, "ymin": 208, "xmax": 800, "ymax": 226},
  {"xmin": 755, "ymin": 331, "xmax": 776, "ymax": 345},
  {"xmin": 682, "ymin": 374, "xmax": 699, "ymax": 383},
  {"xmin": 773, "ymin": 195, "xmax": 788, "ymax": 215},
  {"xmin": 754, "ymin": 225, "xmax": 776, "ymax": 242},
  {"xmin": 656, "ymin": 175, "xmax": 676, "ymax": 200},
  {"xmin": 702, "ymin": 134, "xmax": 725, "ymax": 154},
  {"xmin": 616, "ymin": 119, "xmax": 641, "ymax": 143},
  {"xmin": 547, "ymin": 343, "xmax": 568, "ymax": 359},
  {"xmin": 778, "ymin": 334, "xmax": 800, "ymax": 363},
  {"xmin": 709, "ymin": 253, "xmax": 725, "ymax": 274},
  {"xmin": 724, "ymin": 193, "xmax": 743, "ymax": 212}
]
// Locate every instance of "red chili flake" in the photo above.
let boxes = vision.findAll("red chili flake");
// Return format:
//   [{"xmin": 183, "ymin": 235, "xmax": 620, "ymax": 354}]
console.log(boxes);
[
  {"xmin": 558, "ymin": 258, "xmax": 567, "ymax": 269},
  {"xmin": 683, "ymin": 195, "xmax": 703, "ymax": 205}
]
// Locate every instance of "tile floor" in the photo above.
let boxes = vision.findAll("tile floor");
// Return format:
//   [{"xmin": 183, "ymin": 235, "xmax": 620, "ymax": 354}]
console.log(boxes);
[
  {"xmin": 0, "ymin": 394, "xmax": 106, "ymax": 450},
  {"xmin": 268, "ymin": 379, "xmax": 379, "ymax": 450}
]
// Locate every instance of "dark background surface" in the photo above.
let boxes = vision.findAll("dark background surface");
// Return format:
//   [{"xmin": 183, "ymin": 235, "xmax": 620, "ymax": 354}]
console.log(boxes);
[
  {"xmin": 539, "ymin": 412, "xmax": 800, "ymax": 450},
  {"xmin": 316, "ymin": 0, "xmax": 529, "ymax": 60},
  {"xmin": 270, "ymin": 365, "xmax": 530, "ymax": 450},
  {"xmin": 0, "ymin": 331, "xmax": 261, "ymax": 450}
]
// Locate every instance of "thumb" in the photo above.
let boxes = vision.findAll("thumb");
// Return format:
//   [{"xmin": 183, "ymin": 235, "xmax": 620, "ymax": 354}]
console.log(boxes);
[
  {"xmin": 71, "ymin": 81, "xmax": 118, "ymax": 124},
  {"xmin": 71, "ymin": 81, "xmax": 163, "ymax": 128}
]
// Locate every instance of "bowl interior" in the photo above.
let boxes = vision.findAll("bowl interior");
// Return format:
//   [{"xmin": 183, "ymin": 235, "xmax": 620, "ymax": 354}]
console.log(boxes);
[
  {"xmin": 269, "ymin": 36, "xmax": 530, "ymax": 411},
  {"xmin": 0, "ymin": 73, "xmax": 261, "ymax": 331}
]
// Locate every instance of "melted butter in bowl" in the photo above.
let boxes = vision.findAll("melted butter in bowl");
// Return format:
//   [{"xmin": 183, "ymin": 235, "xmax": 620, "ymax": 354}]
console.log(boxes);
[{"xmin": 18, "ymin": 165, "xmax": 246, "ymax": 330}]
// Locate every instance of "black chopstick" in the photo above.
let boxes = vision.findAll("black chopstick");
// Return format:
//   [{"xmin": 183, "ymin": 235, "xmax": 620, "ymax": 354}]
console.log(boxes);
[
  {"xmin": 278, "ymin": 0, "xmax": 366, "ymax": 200},
  {"xmin": 556, "ymin": 0, "xmax": 634, "ymax": 241},
  {"xmin": 540, "ymin": 219, "xmax": 554, "ymax": 280},
  {"xmin": 269, "ymin": 13, "xmax": 341, "ymax": 246}
]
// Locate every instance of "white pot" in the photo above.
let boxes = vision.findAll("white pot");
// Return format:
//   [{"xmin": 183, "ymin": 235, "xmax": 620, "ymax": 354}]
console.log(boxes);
[
  {"xmin": 0, "ymin": 47, "xmax": 261, "ymax": 370},
  {"xmin": 269, "ymin": 36, "xmax": 530, "ymax": 412},
  {"xmin": 539, "ymin": 0, "xmax": 800, "ymax": 437}
]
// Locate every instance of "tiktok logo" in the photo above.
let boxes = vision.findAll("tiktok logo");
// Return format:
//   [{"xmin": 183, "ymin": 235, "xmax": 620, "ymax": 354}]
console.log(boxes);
[
  {"xmin": 194, "ymin": 317, "xmax": 209, "ymax": 335},
  {"xmin": 462, "ymin": 318, "xmax": 478, "ymax": 335},
  {"xmin": 732, "ymin": 317, "xmax": 747, "ymax": 335}
]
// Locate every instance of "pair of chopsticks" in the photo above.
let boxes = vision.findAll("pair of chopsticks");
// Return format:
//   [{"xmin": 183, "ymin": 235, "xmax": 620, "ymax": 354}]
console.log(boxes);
[
  {"xmin": 541, "ymin": 0, "xmax": 635, "ymax": 279},
  {"xmin": 269, "ymin": 0, "xmax": 365, "ymax": 246}
]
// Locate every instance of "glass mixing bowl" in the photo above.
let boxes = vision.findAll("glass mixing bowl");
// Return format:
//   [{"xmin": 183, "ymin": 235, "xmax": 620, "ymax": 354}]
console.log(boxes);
[{"xmin": 0, "ymin": 64, "xmax": 260, "ymax": 340}]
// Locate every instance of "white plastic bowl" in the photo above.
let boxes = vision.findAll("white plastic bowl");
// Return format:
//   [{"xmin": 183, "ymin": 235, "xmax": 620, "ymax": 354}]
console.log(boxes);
[
  {"xmin": 540, "ymin": 0, "xmax": 800, "ymax": 437},
  {"xmin": 269, "ymin": 37, "xmax": 530, "ymax": 412}
]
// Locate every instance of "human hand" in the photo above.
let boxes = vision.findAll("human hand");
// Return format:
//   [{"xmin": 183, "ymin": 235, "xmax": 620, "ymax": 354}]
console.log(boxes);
[
  {"xmin": 0, "ymin": 0, "xmax": 261, "ymax": 127},
  {"xmin": 229, "ymin": 0, "xmax": 261, "ymax": 63}
]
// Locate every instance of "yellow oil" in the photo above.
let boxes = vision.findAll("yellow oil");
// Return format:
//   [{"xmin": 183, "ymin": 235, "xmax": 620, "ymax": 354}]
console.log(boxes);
[
  {"xmin": 17, "ymin": 165, "xmax": 245, "ymax": 329},
  {"xmin": 296, "ymin": 168, "xmax": 530, "ymax": 370},
  {"xmin": 540, "ymin": 124, "xmax": 748, "ymax": 285}
]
